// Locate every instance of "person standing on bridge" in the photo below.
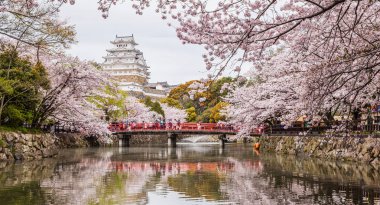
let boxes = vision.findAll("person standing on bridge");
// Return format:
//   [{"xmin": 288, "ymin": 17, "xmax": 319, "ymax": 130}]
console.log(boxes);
[
  {"xmin": 160, "ymin": 118, "xmax": 164, "ymax": 129},
  {"xmin": 219, "ymin": 122, "xmax": 224, "ymax": 130},
  {"xmin": 168, "ymin": 120, "xmax": 172, "ymax": 130},
  {"xmin": 128, "ymin": 122, "xmax": 132, "ymax": 131},
  {"xmin": 125, "ymin": 119, "xmax": 129, "ymax": 130},
  {"xmin": 143, "ymin": 121, "xmax": 147, "ymax": 129},
  {"xmin": 155, "ymin": 118, "xmax": 160, "ymax": 129},
  {"xmin": 174, "ymin": 119, "xmax": 179, "ymax": 130}
]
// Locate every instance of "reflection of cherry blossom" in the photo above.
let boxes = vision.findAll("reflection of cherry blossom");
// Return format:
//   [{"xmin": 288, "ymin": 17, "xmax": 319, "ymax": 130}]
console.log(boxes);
[{"xmin": 40, "ymin": 153, "xmax": 114, "ymax": 205}]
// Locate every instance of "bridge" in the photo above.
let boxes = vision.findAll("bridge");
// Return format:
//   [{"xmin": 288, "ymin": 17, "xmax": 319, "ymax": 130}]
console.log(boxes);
[
  {"xmin": 109, "ymin": 122, "xmax": 360, "ymax": 147},
  {"xmin": 109, "ymin": 122, "xmax": 247, "ymax": 147}
]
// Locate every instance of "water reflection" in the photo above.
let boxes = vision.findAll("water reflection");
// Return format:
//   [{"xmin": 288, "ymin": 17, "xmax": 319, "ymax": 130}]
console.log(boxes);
[{"xmin": 0, "ymin": 144, "xmax": 379, "ymax": 205}]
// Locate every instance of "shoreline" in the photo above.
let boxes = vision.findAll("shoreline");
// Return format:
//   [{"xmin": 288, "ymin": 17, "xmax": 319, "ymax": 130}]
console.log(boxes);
[
  {"xmin": 255, "ymin": 135, "xmax": 380, "ymax": 166},
  {"xmin": 1, "ymin": 131, "xmax": 380, "ymax": 166},
  {"xmin": 0, "ymin": 131, "xmax": 115, "ymax": 161}
]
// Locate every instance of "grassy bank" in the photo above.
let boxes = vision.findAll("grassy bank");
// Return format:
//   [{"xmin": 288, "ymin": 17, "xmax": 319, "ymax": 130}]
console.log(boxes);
[{"xmin": 0, "ymin": 126, "xmax": 43, "ymax": 134}]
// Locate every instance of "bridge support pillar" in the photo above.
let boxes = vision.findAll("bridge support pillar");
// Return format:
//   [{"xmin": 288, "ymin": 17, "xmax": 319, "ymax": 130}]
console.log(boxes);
[
  {"xmin": 168, "ymin": 133, "xmax": 177, "ymax": 147},
  {"xmin": 218, "ymin": 134, "xmax": 227, "ymax": 147},
  {"xmin": 118, "ymin": 134, "xmax": 130, "ymax": 147}
]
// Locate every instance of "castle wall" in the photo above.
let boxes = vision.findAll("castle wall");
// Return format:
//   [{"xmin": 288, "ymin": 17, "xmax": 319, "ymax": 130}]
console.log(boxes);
[{"xmin": 113, "ymin": 75, "xmax": 147, "ymax": 85}]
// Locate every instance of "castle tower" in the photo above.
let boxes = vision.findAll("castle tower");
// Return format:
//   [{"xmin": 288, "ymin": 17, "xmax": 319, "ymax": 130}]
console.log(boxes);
[{"xmin": 101, "ymin": 35, "xmax": 150, "ymax": 92}]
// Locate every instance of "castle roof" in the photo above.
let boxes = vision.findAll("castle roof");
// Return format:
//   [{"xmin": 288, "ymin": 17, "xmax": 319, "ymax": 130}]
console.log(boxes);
[{"xmin": 110, "ymin": 35, "xmax": 138, "ymax": 45}]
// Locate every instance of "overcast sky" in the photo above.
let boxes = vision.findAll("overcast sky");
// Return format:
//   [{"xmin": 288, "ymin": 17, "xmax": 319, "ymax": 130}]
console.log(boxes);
[{"xmin": 60, "ymin": 0, "xmax": 207, "ymax": 85}]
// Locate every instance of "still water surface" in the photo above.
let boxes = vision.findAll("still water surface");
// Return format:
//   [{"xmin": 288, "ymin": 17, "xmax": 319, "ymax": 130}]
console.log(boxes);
[{"xmin": 0, "ymin": 143, "xmax": 380, "ymax": 205}]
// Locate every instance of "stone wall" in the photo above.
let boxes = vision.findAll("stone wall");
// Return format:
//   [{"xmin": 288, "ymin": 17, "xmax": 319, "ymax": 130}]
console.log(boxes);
[
  {"xmin": 257, "ymin": 135, "xmax": 380, "ymax": 165},
  {"xmin": 0, "ymin": 132, "xmax": 58, "ymax": 161},
  {"xmin": 0, "ymin": 132, "xmax": 111, "ymax": 161},
  {"xmin": 258, "ymin": 154, "xmax": 380, "ymax": 188},
  {"xmin": 114, "ymin": 75, "xmax": 147, "ymax": 85},
  {"xmin": 55, "ymin": 133, "xmax": 92, "ymax": 148},
  {"xmin": 142, "ymin": 87, "xmax": 166, "ymax": 95}
]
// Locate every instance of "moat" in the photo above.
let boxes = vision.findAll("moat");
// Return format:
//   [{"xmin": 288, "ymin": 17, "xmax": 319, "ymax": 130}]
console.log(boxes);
[{"xmin": 0, "ymin": 143, "xmax": 379, "ymax": 205}]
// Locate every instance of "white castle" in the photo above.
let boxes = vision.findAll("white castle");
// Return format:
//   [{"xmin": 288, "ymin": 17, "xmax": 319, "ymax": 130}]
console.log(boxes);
[{"xmin": 101, "ymin": 35, "xmax": 172, "ymax": 98}]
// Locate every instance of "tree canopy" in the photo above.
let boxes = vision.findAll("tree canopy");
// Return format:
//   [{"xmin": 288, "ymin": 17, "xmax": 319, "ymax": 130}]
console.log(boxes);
[
  {"xmin": 0, "ymin": 0, "xmax": 75, "ymax": 51},
  {"xmin": 5, "ymin": 0, "xmax": 380, "ymax": 135},
  {"xmin": 162, "ymin": 77, "xmax": 234, "ymax": 122},
  {"xmin": 142, "ymin": 96, "xmax": 165, "ymax": 118},
  {"xmin": 88, "ymin": 85, "xmax": 128, "ymax": 122},
  {"xmin": 100, "ymin": 0, "xmax": 380, "ymax": 133},
  {"xmin": 0, "ymin": 49, "xmax": 49, "ymax": 126}
]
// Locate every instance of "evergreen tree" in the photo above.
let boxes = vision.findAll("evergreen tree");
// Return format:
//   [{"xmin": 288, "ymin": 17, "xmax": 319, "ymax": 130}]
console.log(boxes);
[
  {"xmin": 142, "ymin": 97, "xmax": 165, "ymax": 118},
  {"xmin": 0, "ymin": 49, "xmax": 49, "ymax": 126}
]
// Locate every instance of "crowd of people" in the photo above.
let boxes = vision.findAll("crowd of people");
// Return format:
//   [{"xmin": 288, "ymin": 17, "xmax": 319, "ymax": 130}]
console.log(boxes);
[{"xmin": 108, "ymin": 120, "xmax": 236, "ymax": 132}]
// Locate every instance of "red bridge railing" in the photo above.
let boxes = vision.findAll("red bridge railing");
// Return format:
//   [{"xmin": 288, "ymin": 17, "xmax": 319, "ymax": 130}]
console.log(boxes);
[{"xmin": 108, "ymin": 122, "xmax": 245, "ymax": 133}]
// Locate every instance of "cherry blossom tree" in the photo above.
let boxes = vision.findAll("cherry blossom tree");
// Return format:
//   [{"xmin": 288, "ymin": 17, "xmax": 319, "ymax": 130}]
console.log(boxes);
[
  {"xmin": 10, "ymin": 0, "xmax": 380, "ymax": 132},
  {"xmin": 98, "ymin": 0, "xmax": 380, "ymax": 78},
  {"xmin": 32, "ymin": 52, "xmax": 111, "ymax": 135},
  {"xmin": 125, "ymin": 97, "xmax": 158, "ymax": 122},
  {"xmin": 225, "ymin": 50, "xmax": 308, "ymax": 135},
  {"xmin": 0, "ymin": 0, "xmax": 75, "ymax": 53},
  {"xmin": 226, "ymin": 45, "xmax": 379, "ymax": 135},
  {"xmin": 96, "ymin": 0, "xmax": 380, "ymax": 132},
  {"xmin": 161, "ymin": 103, "xmax": 186, "ymax": 122}
]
